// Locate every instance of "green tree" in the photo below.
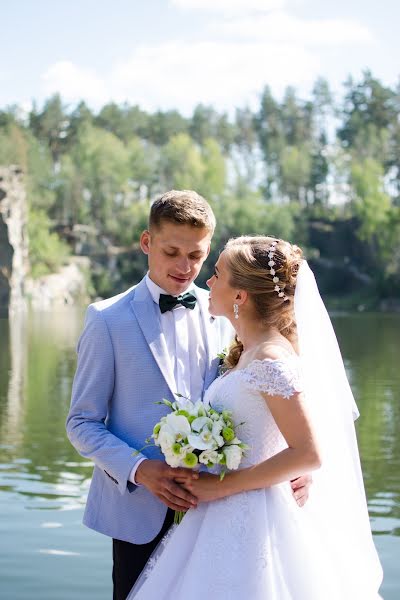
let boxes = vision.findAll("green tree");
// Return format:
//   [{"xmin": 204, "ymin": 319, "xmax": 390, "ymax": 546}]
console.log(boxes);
[
  {"xmin": 70, "ymin": 123, "xmax": 130, "ymax": 235},
  {"xmin": 350, "ymin": 158, "xmax": 391, "ymax": 241},
  {"xmin": 280, "ymin": 87, "xmax": 313, "ymax": 147},
  {"xmin": 67, "ymin": 101, "xmax": 93, "ymax": 147},
  {"xmin": 200, "ymin": 138, "xmax": 226, "ymax": 200},
  {"xmin": 147, "ymin": 110, "xmax": 188, "ymax": 145},
  {"xmin": 339, "ymin": 71, "xmax": 397, "ymax": 167},
  {"xmin": 29, "ymin": 94, "xmax": 69, "ymax": 164},
  {"xmin": 95, "ymin": 102, "xmax": 151, "ymax": 143},
  {"xmin": 160, "ymin": 133, "xmax": 204, "ymax": 191},
  {"xmin": 280, "ymin": 145, "xmax": 312, "ymax": 203},
  {"xmin": 190, "ymin": 104, "xmax": 220, "ymax": 145},
  {"xmin": 0, "ymin": 122, "xmax": 29, "ymax": 170},
  {"xmin": 349, "ymin": 157, "xmax": 399, "ymax": 293},
  {"xmin": 309, "ymin": 79, "xmax": 332, "ymax": 203},
  {"xmin": 27, "ymin": 209, "xmax": 70, "ymax": 278},
  {"xmin": 126, "ymin": 137, "xmax": 159, "ymax": 198},
  {"xmin": 233, "ymin": 107, "xmax": 259, "ymax": 187},
  {"xmin": 53, "ymin": 153, "xmax": 84, "ymax": 225},
  {"xmin": 95, "ymin": 102, "xmax": 126, "ymax": 139},
  {"xmin": 254, "ymin": 86, "xmax": 283, "ymax": 198}
]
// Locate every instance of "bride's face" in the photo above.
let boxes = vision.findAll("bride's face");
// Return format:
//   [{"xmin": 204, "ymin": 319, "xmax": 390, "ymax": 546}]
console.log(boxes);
[{"xmin": 206, "ymin": 251, "xmax": 237, "ymax": 319}]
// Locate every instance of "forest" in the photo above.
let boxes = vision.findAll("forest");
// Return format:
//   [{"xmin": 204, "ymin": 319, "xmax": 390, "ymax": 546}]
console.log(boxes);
[{"xmin": 1, "ymin": 70, "xmax": 399, "ymax": 306}]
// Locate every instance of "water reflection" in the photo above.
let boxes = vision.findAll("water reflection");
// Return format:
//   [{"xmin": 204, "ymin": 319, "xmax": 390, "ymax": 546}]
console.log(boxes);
[
  {"xmin": 0, "ymin": 310, "xmax": 399, "ymax": 598},
  {"xmin": 333, "ymin": 314, "xmax": 400, "ymax": 533},
  {"xmin": 0, "ymin": 309, "xmax": 91, "ymax": 511}
]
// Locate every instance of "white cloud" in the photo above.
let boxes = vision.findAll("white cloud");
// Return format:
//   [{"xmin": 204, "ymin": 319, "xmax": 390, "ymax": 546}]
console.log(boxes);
[
  {"xmin": 42, "ymin": 61, "xmax": 109, "ymax": 105},
  {"xmin": 38, "ymin": 7, "xmax": 373, "ymax": 115},
  {"xmin": 212, "ymin": 12, "xmax": 374, "ymax": 45},
  {"xmin": 171, "ymin": 0, "xmax": 285, "ymax": 14},
  {"xmin": 40, "ymin": 40, "xmax": 318, "ymax": 115},
  {"xmin": 112, "ymin": 39, "xmax": 318, "ymax": 113}
]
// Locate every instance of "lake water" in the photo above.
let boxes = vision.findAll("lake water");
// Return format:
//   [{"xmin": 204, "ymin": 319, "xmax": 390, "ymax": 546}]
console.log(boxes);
[{"xmin": 0, "ymin": 309, "xmax": 399, "ymax": 599}]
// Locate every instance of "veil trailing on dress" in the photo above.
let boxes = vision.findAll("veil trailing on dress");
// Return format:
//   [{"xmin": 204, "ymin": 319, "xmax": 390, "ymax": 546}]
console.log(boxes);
[{"xmin": 294, "ymin": 260, "xmax": 383, "ymax": 595}]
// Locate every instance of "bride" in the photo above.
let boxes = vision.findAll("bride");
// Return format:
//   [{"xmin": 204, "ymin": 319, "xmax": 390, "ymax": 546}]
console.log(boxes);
[{"xmin": 128, "ymin": 235, "xmax": 383, "ymax": 599}]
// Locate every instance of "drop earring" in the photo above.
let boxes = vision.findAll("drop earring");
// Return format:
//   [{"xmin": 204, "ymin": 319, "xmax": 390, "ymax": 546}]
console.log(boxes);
[{"xmin": 233, "ymin": 303, "xmax": 239, "ymax": 320}]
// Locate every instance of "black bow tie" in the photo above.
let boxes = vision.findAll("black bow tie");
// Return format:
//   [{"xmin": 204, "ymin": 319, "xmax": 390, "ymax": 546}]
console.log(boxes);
[{"xmin": 159, "ymin": 292, "xmax": 197, "ymax": 314}]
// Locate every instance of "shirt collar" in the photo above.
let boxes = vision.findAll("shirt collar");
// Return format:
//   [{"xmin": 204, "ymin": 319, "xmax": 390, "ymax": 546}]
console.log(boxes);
[{"xmin": 145, "ymin": 272, "xmax": 196, "ymax": 304}]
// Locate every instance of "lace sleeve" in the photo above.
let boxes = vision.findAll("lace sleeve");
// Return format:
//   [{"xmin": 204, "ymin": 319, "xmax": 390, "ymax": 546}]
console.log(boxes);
[{"xmin": 240, "ymin": 358, "xmax": 303, "ymax": 399}]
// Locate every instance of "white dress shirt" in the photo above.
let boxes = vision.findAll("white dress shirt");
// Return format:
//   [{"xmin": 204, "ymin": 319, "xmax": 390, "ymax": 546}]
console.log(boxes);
[{"xmin": 129, "ymin": 273, "xmax": 207, "ymax": 485}]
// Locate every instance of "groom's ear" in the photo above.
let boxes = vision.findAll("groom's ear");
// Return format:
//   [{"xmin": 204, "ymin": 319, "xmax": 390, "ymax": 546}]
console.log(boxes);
[{"xmin": 140, "ymin": 230, "xmax": 150, "ymax": 255}]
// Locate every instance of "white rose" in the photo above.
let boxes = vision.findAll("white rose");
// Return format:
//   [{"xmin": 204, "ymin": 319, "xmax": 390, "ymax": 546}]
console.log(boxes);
[
  {"xmin": 223, "ymin": 445, "xmax": 242, "ymax": 470},
  {"xmin": 158, "ymin": 426, "xmax": 175, "ymax": 452},
  {"xmin": 164, "ymin": 450, "xmax": 183, "ymax": 468},
  {"xmin": 180, "ymin": 444, "xmax": 195, "ymax": 457},
  {"xmin": 199, "ymin": 449, "xmax": 219, "ymax": 466},
  {"xmin": 213, "ymin": 435, "xmax": 224, "ymax": 448}
]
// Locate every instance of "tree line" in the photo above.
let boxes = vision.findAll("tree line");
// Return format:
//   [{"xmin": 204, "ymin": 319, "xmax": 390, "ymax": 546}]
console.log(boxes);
[{"xmin": 0, "ymin": 70, "xmax": 399, "ymax": 303}]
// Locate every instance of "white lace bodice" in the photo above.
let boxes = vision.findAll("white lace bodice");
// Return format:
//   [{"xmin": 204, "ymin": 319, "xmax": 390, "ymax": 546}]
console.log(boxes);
[{"xmin": 203, "ymin": 356, "xmax": 303, "ymax": 467}]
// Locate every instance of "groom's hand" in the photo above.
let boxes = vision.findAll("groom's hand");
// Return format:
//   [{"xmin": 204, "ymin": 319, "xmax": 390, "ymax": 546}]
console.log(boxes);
[
  {"xmin": 135, "ymin": 460, "xmax": 199, "ymax": 511},
  {"xmin": 291, "ymin": 473, "xmax": 313, "ymax": 507}
]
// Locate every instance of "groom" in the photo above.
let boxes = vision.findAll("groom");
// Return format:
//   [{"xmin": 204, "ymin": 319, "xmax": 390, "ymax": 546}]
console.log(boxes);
[{"xmin": 66, "ymin": 190, "xmax": 310, "ymax": 600}]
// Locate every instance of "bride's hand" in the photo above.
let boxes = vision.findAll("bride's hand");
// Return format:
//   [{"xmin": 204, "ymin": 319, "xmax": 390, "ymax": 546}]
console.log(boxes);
[
  {"xmin": 291, "ymin": 473, "xmax": 313, "ymax": 507},
  {"xmin": 174, "ymin": 472, "xmax": 227, "ymax": 503}
]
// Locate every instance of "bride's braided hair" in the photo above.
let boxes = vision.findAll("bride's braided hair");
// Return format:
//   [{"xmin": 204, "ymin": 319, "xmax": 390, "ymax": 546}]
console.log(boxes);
[{"xmin": 223, "ymin": 236, "xmax": 303, "ymax": 369}]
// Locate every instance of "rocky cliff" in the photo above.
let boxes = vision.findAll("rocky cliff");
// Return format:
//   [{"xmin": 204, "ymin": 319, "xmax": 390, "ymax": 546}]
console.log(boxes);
[
  {"xmin": 0, "ymin": 166, "xmax": 91, "ymax": 314},
  {"xmin": 0, "ymin": 166, "xmax": 29, "ymax": 315},
  {"xmin": 25, "ymin": 257, "xmax": 90, "ymax": 309}
]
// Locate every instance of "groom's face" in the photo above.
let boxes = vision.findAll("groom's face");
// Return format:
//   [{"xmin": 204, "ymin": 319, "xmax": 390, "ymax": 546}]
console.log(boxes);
[{"xmin": 140, "ymin": 221, "xmax": 212, "ymax": 295}]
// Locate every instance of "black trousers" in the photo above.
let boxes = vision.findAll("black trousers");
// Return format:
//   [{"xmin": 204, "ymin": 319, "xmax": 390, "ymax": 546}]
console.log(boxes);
[{"xmin": 112, "ymin": 509, "xmax": 175, "ymax": 600}]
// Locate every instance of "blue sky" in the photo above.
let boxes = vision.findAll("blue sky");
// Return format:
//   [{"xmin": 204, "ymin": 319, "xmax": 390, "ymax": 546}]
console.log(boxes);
[{"xmin": 1, "ymin": 0, "xmax": 399, "ymax": 116}]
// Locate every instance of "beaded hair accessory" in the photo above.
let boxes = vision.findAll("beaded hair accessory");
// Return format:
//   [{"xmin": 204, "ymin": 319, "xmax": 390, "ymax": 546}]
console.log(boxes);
[{"xmin": 268, "ymin": 240, "xmax": 289, "ymax": 301}]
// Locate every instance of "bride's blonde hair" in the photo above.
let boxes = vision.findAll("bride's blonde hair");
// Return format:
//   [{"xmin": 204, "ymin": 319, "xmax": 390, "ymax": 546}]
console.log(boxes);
[{"xmin": 223, "ymin": 236, "xmax": 303, "ymax": 369}]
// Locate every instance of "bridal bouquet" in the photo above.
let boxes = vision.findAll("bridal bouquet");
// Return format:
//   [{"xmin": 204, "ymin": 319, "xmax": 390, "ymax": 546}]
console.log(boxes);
[{"xmin": 151, "ymin": 395, "xmax": 248, "ymax": 480}]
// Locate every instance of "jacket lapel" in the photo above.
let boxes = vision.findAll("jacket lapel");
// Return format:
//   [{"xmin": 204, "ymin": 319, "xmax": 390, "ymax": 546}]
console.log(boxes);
[{"xmin": 130, "ymin": 279, "xmax": 177, "ymax": 399}]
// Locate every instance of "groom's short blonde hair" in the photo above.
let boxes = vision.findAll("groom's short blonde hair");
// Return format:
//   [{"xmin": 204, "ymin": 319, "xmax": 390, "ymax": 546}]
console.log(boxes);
[{"xmin": 149, "ymin": 190, "xmax": 216, "ymax": 234}]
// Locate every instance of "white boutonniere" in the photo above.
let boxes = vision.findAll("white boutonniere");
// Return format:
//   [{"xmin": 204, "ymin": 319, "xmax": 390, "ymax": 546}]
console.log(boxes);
[{"xmin": 217, "ymin": 348, "xmax": 228, "ymax": 375}]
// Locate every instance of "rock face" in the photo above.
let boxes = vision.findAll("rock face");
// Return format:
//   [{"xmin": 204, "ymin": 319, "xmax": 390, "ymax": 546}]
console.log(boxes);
[
  {"xmin": 25, "ymin": 257, "xmax": 91, "ymax": 309},
  {"xmin": 0, "ymin": 166, "xmax": 29, "ymax": 315}
]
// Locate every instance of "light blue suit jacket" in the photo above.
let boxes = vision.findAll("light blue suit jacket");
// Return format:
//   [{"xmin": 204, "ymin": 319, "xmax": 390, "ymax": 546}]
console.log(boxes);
[{"xmin": 66, "ymin": 277, "xmax": 233, "ymax": 544}]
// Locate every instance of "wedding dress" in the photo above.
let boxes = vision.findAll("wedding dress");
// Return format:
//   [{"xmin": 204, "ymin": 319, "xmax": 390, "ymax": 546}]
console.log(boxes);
[
  {"xmin": 128, "ymin": 355, "xmax": 381, "ymax": 599},
  {"xmin": 128, "ymin": 263, "xmax": 382, "ymax": 600}
]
